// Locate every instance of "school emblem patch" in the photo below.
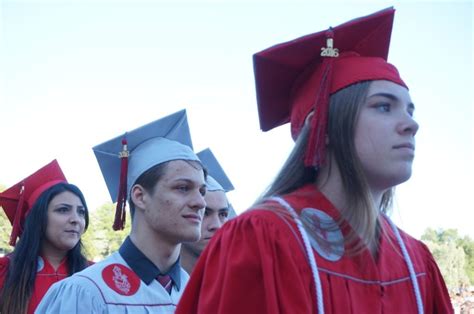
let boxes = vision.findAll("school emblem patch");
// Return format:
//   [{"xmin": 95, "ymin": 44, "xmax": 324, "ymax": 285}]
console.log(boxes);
[
  {"xmin": 102, "ymin": 264, "xmax": 140, "ymax": 296},
  {"xmin": 300, "ymin": 208, "xmax": 344, "ymax": 261}
]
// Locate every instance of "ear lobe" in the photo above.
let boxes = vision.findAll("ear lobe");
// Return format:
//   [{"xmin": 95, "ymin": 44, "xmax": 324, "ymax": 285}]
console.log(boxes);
[{"xmin": 130, "ymin": 184, "xmax": 147, "ymax": 210}]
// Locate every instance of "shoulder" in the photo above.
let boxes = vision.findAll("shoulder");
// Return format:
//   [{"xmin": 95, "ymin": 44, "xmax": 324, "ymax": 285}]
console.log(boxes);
[
  {"xmin": 40, "ymin": 254, "xmax": 124, "ymax": 305},
  {"xmin": 36, "ymin": 273, "xmax": 108, "ymax": 314},
  {"xmin": 389, "ymin": 224, "xmax": 439, "ymax": 269},
  {"xmin": 0, "ymin": 255, "xmax": 11, "ymax": 277},
  {"xmin": 70, "ymin": 252, "xmax": 122, "ymax": 279},
  {"xmin": 53, "ymin": 253, "xmax": 120, "ymax": 289},
  {"xmin": 395, "ymin": 226, "xmax": 430, "ymax": 253},
  {"xmin": 0, "ymin": 255, "xmax": 11, "ymax": 287},
  {"xmin": 225, "ymin": 206, "xmax": 295, "ymax": 236},
  {"xmin": 0, "ymin": 255, "xmax": 10, "ymax": 271},
  {"xmin": 207, "ymin": 205, "xmax": 305, "ymax": 260}
]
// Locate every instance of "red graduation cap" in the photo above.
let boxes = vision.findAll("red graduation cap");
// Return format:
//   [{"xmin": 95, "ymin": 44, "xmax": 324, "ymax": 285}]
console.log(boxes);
[
  {"xmin": 0, "ymin": 159, "xmax": 67, "ymax": 246},
  {"xmin": 253, "ymin": 7, "xmax": 407, "ymax": 166}
]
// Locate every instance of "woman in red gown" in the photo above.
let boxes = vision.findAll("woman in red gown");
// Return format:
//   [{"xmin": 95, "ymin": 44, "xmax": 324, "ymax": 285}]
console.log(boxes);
[
  {"xmin": 0, "ymin": 160, "xmax": 90, "ymax": 314},
  {"xmin": 176, "ymin": 8, "xmax": 453, "ymax": 314}
]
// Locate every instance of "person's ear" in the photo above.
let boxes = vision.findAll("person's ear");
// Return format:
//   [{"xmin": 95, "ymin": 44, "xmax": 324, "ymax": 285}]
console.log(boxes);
[{"xmin": 130, "ymin": 184, "xmax": 147, "ymax": 211}]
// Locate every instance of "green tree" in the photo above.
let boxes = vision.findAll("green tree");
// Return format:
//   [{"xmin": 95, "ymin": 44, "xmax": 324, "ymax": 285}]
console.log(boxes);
[
  {"xmin": 457, "ymin": 235, "xmax": 474, "ymax": 284},
  {"xmin": 422, "ymin": 228, "xmax": 474, "ymax": 293},
  {"xmin": 81, "ymin": 203, "xmax": 131, "ymax": 262},
  {"xmin": 0, "ymin": 184, "xmax": 13, "ymax": 256},
  {"xmin": 0, "ymin": 210, "xmax": 13, "ymax": 256}
]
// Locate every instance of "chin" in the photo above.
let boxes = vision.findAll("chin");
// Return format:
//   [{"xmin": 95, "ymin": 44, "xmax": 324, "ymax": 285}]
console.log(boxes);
[
  {"xmin": 66, "ymin": 241, "xmax": 80, "ymax": 249},
  {"xmin": 182, "ymin": 231, "xmax": 201, "ymax": 243},
  {"xmin": 384, "ymin": 173, "xmax": 413, "ymax": 188},
  {"xmin": 394, "ymin": 168, "xmax": 413, "ymax": 185}
]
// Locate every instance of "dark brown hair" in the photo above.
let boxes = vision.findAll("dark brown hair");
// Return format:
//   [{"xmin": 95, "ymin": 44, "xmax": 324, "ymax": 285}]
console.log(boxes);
[{"xmin": 0, "ymin": 183, "xmax": 89, "ymax": 314}]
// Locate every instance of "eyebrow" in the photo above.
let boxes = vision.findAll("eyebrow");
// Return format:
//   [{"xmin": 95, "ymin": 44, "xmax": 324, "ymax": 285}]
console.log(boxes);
[
  {"xmin": 368, "ymin": 92, "xmax": 415, "ymax": 110},
  {"xmin": 55, "ymin": 203, "xmax": 72, "ymax": 207},
  {"xmin": 205, "ymin": 206, "xmax": 230, "ymax": 213},
  {"xmin": 174, "ymin": 178, "xmax": 206, "ymax": 187},
  {"xmin": 55, "ymin": 203, "xmax": 84, "ymax": 209}
]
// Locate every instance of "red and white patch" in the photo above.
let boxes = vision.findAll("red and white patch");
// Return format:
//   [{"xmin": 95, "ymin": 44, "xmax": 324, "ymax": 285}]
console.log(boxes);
[
  {"xmin": 102, "ymin": 264, "xmax": 140, "ymax": 296},
  {"xmin": 301, "ymin": 208, "xmax": 344, "ymax": 261}
]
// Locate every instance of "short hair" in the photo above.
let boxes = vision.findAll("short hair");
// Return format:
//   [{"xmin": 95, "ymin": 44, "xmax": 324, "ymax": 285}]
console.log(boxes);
[{"xmin": 128, "ymin": 160, "xmax": 206, "ymax": 218}]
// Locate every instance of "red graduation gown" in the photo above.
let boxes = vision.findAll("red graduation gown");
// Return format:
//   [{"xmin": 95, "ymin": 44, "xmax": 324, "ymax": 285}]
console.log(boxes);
[
  {"xmin": 0, "ymin": 255, "xmax": 69, "ymax": 314},
  {"xmin": 176, "ymin": 184, "xmax": 453, "ymax": 313}
]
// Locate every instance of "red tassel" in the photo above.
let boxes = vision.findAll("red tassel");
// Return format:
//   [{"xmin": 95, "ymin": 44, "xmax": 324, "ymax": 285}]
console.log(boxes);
[
  {"xmin": 9, "ymin": 183, "xmax": 25, "ymax": 246},
  {"xmin": 304, "ymin": 58, "xmax": 333, "ymax": 167},
  {"xmin": 113, "ymin": 137, "xmax": 128, "ymax": 231},
  {"xmin": 304, "ymin": 29, "xmax": 337, "ymax": 168}
]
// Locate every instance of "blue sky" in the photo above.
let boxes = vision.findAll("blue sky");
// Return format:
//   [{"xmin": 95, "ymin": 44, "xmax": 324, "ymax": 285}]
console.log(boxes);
[{"xmin": 0, "ymin": 0, "xmax": 472, "ymax": 239}]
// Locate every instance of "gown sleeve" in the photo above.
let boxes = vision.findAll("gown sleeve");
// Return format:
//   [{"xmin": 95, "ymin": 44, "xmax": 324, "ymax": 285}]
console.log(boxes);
[
  {"xmin": 176, "ymin": 209, "xmax": 315, "ymax": 314},
  {"xmin": 0, "ymin": 256, "xmax": 9, "ymax": 290},
  {"xmin": 34, "ymin": 276, "xmax": 107, "ymax": 314}
]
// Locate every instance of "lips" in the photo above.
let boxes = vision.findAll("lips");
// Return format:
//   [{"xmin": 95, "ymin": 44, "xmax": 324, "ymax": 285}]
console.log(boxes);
[
  {"xmin": 393, "ymin": 143, "xmax": 415, "ymax": 150},
  {"xmin": 182, "ymin": 214, "xmax": 202, "ymax": 223},
  {"xmin": 65, "ymin": 230, "xmax": 79, "ymax": 235}
]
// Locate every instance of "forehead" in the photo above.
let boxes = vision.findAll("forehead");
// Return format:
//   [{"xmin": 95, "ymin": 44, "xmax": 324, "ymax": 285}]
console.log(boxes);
[
  {"xmin": 49, "ymin": 191, "xmax": 82, "ymax": 205},
  {"xmin": 205, "ymin": 190, "xmax": 228, "ymax": 209},
  {"xmin": 367, "ymin": 80, "xmax": 412, "ymax": 103},
  {"xmin": 162, "ymin": 160, "xmax": 205, "ymax": 183}
]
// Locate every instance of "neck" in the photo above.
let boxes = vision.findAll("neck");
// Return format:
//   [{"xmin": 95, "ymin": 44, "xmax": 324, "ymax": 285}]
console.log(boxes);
[
  {"xmin": 180, "ymin": 246, "xmax": 198, "ymax": 274},
  {"xmin": 316, "ymin": 155, "xmax": 385, "ymax": 210},
  {"xmin": 315, "ymin": 157, "xmax": 382, "ymax": 255},
  {"xmin": 40, "ymin": 245, "xmax": 68, "ymax": 270},
  {"xmin": 315, "ymin": 160, "xmax": 348, "ymax": 210},
  {"xmin": 130, "ymin": 222, "xmax": 180, "ymax": 273}
]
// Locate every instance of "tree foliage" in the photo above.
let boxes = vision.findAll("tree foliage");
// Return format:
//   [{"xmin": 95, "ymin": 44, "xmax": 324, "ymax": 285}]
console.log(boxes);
[
  {"xmin": 81, "ymin": 202, "xmax": 131, "ymax": 262},
  {"xmin": 422, "ymin": 228, "xmax": 474, "ymax": 293},
  {"xmin": 0, "ymin": 184, "xmax": 13, "ymax": 256},
  {"xmin": 0, "ymin": 209, "xmax": 13, "ymax": 256}
]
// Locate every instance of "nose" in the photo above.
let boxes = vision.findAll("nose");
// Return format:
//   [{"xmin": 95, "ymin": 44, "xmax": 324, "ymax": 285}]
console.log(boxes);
[
  {"xmin": 398, "ymin": 113, "xmax": 419, "ymax": 136},
  {"xmin": 69, "ymin": 209, "xmax": 80, "ymax": 224},
  {"xmin": 190, "ymin": 191, "xmax": 207, "ymax": 213}
]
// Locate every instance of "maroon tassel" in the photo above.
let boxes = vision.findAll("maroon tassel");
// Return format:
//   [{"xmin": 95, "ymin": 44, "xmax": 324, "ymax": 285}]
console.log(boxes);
[
  {"xmin": 304, "ymin": 58, "xmax": 333, "ymax": 167},
  {"xmin": 113, "ymin": 138, "xmax": 128, "ymax": 230},
  {"xmin": 9, "ymin": 183, "xmax": 25, "ymax": 246},
  {"xmin": 304, "ymin": 29, "xmax": 337, "ymax": 167}
]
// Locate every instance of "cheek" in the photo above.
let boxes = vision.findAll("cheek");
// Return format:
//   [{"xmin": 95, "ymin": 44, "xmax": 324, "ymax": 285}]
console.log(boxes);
[
  {"xmin": 201, "ymin": 219, "xmax": 210, "ymax": 230},
  {"xmin": 79, "ymin": 219, "xmax": 86, "ymax": 232},
  {"xmin": 46, "ymin": 216, "xmax": 58, "ymax": 232},
  {"xmin": 354, "ymin": 124, "xmax": 380, "ymax": 156}
]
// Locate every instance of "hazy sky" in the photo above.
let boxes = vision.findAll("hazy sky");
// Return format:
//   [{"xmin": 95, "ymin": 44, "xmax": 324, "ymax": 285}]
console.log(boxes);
[{"xmin": 1, "ymin": 0, "xmax": 472, "ymax": 239}]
